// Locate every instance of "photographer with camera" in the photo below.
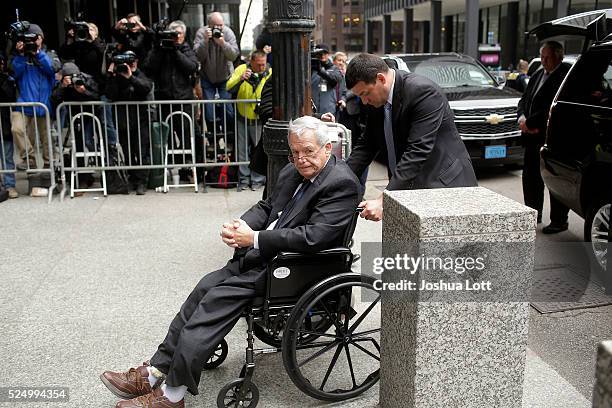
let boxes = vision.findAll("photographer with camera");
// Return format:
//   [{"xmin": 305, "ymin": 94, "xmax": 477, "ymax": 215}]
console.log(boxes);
[
  {"xmin": 9, "ymin": 23, "xmax": 56, "ymax": 169},
  {"xmin": 194, "ymin": 12, "xmax": 240, "ymax": 125},
  {"xmin": 311, "ymin": 44, "xmax": 345, "ymax": 118},
  {"xmin": 105, "ymin": 51, "xmax": 153, "ymax": 195},
  {"xmin": 112, "ymin": 13, "xmax": 153, "ymax": 62},
  {"xmin": 226, "ymin": 50, "xmax": 271, "ymax": 191},
  {"xmin": 59, "ymin": 20, "xmax": 105, "ymax": 85},
  {"xmin": 144, "ymin": 20, "xmax": 198, "ymax": 101}
]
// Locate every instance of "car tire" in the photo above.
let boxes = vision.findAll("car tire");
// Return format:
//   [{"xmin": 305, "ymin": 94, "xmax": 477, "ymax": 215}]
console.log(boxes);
[{"xmin": 584, "ymin": 199, "xmax": 610, "ymax": 271}]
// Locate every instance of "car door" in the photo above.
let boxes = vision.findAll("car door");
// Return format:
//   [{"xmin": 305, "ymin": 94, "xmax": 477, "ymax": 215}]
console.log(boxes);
[{"xmin": 542, "ymin": 47, "xmax": 612, "ymax": 216}]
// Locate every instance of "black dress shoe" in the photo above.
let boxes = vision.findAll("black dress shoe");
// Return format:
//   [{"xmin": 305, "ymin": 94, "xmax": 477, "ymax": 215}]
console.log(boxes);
[{"xmin": 542, "ymin": 222, "xmax": 568, "ymax": 234}]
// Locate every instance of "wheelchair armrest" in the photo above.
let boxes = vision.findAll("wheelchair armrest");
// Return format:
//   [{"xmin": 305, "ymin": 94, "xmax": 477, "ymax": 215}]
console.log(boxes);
[{"xmin": 273, "ymin": 247, "xmax": 352, "ymax": 262}]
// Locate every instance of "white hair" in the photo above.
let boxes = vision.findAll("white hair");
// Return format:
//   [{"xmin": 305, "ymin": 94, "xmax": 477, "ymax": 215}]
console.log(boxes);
[
  {"xmin": 169, "ymin": 20, "xmax": 186, "ymax": 34},
  {"xmin": 288, "ymin": 116, "xmax": 330, "ymax": 146}
]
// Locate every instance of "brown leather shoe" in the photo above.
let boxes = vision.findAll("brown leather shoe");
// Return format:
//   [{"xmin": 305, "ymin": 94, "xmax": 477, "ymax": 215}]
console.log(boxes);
[
  {"xmin": 101, "ymin": 361, "xmax": 161, "ymax": 399},
  {"xmin": 115, "ymin": 388, "xmax": 184, "ymax": 408}
]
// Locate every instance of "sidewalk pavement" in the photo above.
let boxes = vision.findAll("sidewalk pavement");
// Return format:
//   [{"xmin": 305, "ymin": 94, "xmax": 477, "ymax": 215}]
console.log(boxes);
[{"xmin": 0, "ymin": 164, "xmax": 598, "ymax": 407}]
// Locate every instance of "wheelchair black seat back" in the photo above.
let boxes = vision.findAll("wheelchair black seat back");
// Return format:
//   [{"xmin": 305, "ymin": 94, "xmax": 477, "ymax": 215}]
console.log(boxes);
[{"xmin": 209, "ymin": 208, "xmax": 381, "ymax": 408}]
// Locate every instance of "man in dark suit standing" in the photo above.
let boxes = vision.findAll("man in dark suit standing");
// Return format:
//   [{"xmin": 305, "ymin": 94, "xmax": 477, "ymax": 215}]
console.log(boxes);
[
  {"xmin": 518, "ymin": 41, "xmax": 570, "ymax": 233},
  {"xmin": 99, "ymin": 116, "xmax": 360, "ymax": 408},
  {"xmin": 344, "ymin": 53, "xmax": 477, "ymax": 221}
]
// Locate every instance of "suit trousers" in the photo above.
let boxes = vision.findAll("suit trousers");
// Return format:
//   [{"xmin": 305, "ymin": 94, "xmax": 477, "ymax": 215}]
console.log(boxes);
[
  {"xmin": 522, "ymin": 142, "xmax": 569, "ymax": 223},
  {"xmin": 150, "ymin": 257, "xmax": 267, "ymax": 395}
]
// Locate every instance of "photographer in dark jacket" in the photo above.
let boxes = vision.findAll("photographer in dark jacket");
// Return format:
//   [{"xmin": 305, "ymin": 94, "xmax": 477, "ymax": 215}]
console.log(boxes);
[
  {"xmin": 145, "ymin": 20, "xmax": 198, "ymax": 100},
  {"xmin": 112, "ymin": 14, "xmax": 153, "ymax": 62},
  {"xmin": 145, "ymin": 20, "xmax": 199, "ymax": 179},
  {"xmin": 59, "ymin": 22, "xmax": 105, "ymax": 85},
  {"xmin": 105, "ymin": 51, "xmax": 153, "ymax": 195},
  {"xmin": 311, "ymin": 44, "xmax": 344, "ymax": 117}
]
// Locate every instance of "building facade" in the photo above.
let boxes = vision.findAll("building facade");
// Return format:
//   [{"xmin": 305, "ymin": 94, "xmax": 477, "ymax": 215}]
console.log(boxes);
[
  {"xmin": 314, "ymin": 0, "xmax": 366, "ymax": 54},
  {"xmin": 363, "ymin": 0, "xmax": 612, "ymax": 69}
]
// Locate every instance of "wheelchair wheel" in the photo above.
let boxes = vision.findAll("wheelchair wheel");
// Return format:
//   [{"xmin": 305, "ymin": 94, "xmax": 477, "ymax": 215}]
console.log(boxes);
[
  {"xmin": 202, "ymin": 339, "xmax": 228, "ymax": 370},
  {"xmin": 253, "ymin": 312, "xmax": 335, "ymax": 348},
  {"xmin": 216, "ymin": 378, "xmax": 259, "ymax": 408},
  {"xmin": 282, "ymin": 273, "xmax": 380, "ymax": 402}
]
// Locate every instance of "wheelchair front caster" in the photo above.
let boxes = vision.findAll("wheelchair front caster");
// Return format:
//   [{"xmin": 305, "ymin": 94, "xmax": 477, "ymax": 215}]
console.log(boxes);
[
  {"xmin": 202, "ymin": 339, "xmax": 228, "ymax": 370},
  {"xmin": 216, "ymin": 378, "xmax": 259, "ymax": 408}
]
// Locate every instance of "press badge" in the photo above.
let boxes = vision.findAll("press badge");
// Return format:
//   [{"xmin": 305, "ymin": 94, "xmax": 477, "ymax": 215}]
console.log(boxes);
[{"xmin": 320, "ymin": 81, "xmax": 327, "ymax": 92}]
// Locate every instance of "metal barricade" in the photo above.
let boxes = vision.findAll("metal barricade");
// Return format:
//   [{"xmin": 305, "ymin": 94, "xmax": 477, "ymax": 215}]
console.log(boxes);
[
  {"xmin": 56, "ymin": 99, "xmax": 260, "ymax": 199},
  {"xmin": 68, "ymin": 112, "xmax": 107, "ymax": 198},
  {"xmin": 0, "ymin": 102, "xmax": 58, "ymax": 203}
]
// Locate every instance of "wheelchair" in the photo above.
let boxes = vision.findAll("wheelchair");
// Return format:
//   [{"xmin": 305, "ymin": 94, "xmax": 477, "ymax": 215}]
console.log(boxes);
[{"xmin": 205, "ymin": 209, "xmax": 381, "ymax": 408}]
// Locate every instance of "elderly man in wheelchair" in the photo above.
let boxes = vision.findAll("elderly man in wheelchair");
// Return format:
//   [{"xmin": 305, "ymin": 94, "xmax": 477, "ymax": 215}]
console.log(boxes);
[{"xmin": 100, "ymin": 115, "xmax": 381, "ymax": 408}]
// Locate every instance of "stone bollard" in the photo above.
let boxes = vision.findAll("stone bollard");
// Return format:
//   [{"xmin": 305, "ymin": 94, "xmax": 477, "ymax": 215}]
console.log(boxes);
[
  {"xmin": 379, "ymin": 187, "xmax": 536, "ymax": 408},
  {"xmin": 593, "ymin": 340, "xmax": 612, "ymax": 408}
]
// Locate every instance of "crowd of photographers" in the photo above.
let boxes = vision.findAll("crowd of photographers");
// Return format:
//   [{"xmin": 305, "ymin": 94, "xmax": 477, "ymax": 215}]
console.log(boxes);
[{"xmin": 0, "ymin": 12, "xmax": 357, "ymax": 200}]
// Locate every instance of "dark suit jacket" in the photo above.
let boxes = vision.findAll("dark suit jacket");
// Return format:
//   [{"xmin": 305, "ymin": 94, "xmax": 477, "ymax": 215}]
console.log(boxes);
[
  {"xmin": 238, "ymin": 155, "xmax": 361, "ymax": 262},
  {"xmin": 517, "ymin": 63, "xmax": 570, "ymax": 146},
  {"xmin": 347, "ymin": 69, "xmax": 477, "ymax": 190}
]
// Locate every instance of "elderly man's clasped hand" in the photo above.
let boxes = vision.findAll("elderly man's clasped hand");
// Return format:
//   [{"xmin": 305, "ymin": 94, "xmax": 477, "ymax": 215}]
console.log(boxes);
[{"xmin": 220, "ymin": 219, "xmax": 254, "ymax": 248}]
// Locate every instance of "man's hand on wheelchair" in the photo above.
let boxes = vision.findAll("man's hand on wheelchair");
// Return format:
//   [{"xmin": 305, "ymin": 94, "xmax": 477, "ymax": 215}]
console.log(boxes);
[
  {"xmin": 358, "ymin": 195, "xmax": 383, "ymax": 222},
  {"xmin": 220, "ymin": 219, "xmax": 254, "ymax": 248}
]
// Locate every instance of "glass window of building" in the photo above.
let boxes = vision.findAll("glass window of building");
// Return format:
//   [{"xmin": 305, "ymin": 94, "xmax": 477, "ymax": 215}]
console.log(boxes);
[{"xmin": 343, "ymin": 15, "xmax": 350, "ymax": 27}]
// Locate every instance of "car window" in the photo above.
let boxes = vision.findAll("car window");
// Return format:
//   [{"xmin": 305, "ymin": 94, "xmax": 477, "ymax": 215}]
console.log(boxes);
[
  {"xmin": 558, "ymin": 50, "xmax": 612, "ymax": 108},
  {"xmin": 400, "ymin": 60, "xmax": 495, "ymax": 88}
]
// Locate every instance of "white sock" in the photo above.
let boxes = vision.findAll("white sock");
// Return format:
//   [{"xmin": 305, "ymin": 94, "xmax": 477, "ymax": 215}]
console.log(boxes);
[
  {"xmin": 162, "ymin": 384, "xmax": 187, "ymax": 403},
  {"xmin": 146, "ymin": 367, "xmax": 160, "ymax": 387}
]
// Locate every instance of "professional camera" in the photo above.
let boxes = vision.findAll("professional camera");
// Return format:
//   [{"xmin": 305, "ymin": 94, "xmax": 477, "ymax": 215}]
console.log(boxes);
[
  {"xmin": 310, "ymin": 44, "xmax": 328, "ymax": 72},
  {"xmin": 70, "ymin": 73, "xmax": 85, "ymax": 87},
  {"xmin": 65, "ymin": 19, "xmax": 90, "ymax": 41},
  {"xmin": 112, "ymin": 51, "xmax": 136, "ymax": 74},
  {"xmin": 212, "ymin": 27, "xmax": 223, "ymax": 39},
  {"xmin": 246, "ymin": 69, "xmax": 268, "ymax": 88},
  {"xmin": 152, "ymin": 18, "xmax": 177, "ymax": 50},
  {"xmin": 156, "ymin": 30, "xmax": 178, "ymax": 49},
  {"xmin": 5, "ymin": 20, "xmax": 38, "ymax": 54}
]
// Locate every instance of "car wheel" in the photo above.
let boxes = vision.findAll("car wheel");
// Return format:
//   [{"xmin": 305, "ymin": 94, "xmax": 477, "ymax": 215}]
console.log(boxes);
[{"xmin": 584, "ymin": 200, "xmax": 610, "ymax": 271}]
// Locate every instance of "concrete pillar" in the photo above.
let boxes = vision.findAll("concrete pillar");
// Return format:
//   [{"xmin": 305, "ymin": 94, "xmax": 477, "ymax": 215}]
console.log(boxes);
[
  {"xmin": 366, "ymin": 19, "xmax": 374, "ymax": 53},
  {"xmin": 379, "ymin": 187, "xmax": 536, "ymax": 408},
  {"xmin": 593, "ymin": 340, "xmax": 612, "ymax": 407},
  {"xmin": 554, "ymin": 0, "xmax": 569, "ymax": 19},
  {"xmin": 444, "ymin": 15, "xmax": 454, "ymax": 52},
  {"xmin": 430, "ymin": 0, "xmax": 442, "ymax": 53},
  {"xmin": 465, "ymin": 0, "xmax": 479, "ymax": 58},
  {"xmin": 382, "ymin": 14, "xmax": 392, "ymax": 55},
  {"xmin": 501, "ymin": 1, "xmax": 519, "ymax": 69},
  {"xmin": 403, "ymin": 8, "xmax": 414, "ymax": 54}
]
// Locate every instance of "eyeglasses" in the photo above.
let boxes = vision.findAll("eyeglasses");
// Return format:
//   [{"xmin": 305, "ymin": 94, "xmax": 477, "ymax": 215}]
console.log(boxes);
[{"xmin": 288, "ymin": 145, "xmax": 325, "ymax": 163}]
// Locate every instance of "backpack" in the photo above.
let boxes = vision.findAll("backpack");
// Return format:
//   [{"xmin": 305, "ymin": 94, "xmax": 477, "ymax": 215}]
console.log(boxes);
[
  {"xmin": 207, "ymin": 156, "xmax": 237, "ymax": 189},
  {"xmin": 105, "ymin": 144, "xmax": 130, "ymax": 195}
]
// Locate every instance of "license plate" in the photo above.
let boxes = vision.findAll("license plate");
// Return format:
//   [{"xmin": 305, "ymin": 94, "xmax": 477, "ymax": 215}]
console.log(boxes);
[{"xmin": 485, "ymin": 145, "xmax": 506, "ymax": 159}]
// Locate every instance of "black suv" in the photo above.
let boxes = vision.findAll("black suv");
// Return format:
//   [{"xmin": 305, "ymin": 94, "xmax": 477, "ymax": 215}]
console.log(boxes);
[
  {"xmin": 384, "ymin": 53, "xmax": 524, "ymax": 167},
  {"xmin": 535, "ymin": 10, "xmax": 611, "ymax": 270}
]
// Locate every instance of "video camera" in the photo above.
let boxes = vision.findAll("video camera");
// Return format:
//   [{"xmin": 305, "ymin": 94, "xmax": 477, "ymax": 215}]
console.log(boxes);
[
  {"xmin": 152, "ymin": 18, "xmax": 178, "ymax": 50},
  {"xmin": 5, "ymin": 20, "xmax": 38, "ymax": 54},
  {"xmin": 112, "ymin": 51, "xmax": 136, "ymax": 74},
  {"xmin": 64, "ymin": 11, "xmax": 89, "ymax": 42},
  {"xmin": 310, "ymin": 44, "xmax": 328, "ymax": 72}
]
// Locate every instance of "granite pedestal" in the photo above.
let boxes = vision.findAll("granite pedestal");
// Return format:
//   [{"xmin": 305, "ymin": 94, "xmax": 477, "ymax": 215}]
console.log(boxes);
[
  {"xmin": 380, "ymin": 187, "xmax": 537, "ymax": 408},
  {"xmin": 593, "ymin": 340, "xmax": 612, "ymax": 407}
]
